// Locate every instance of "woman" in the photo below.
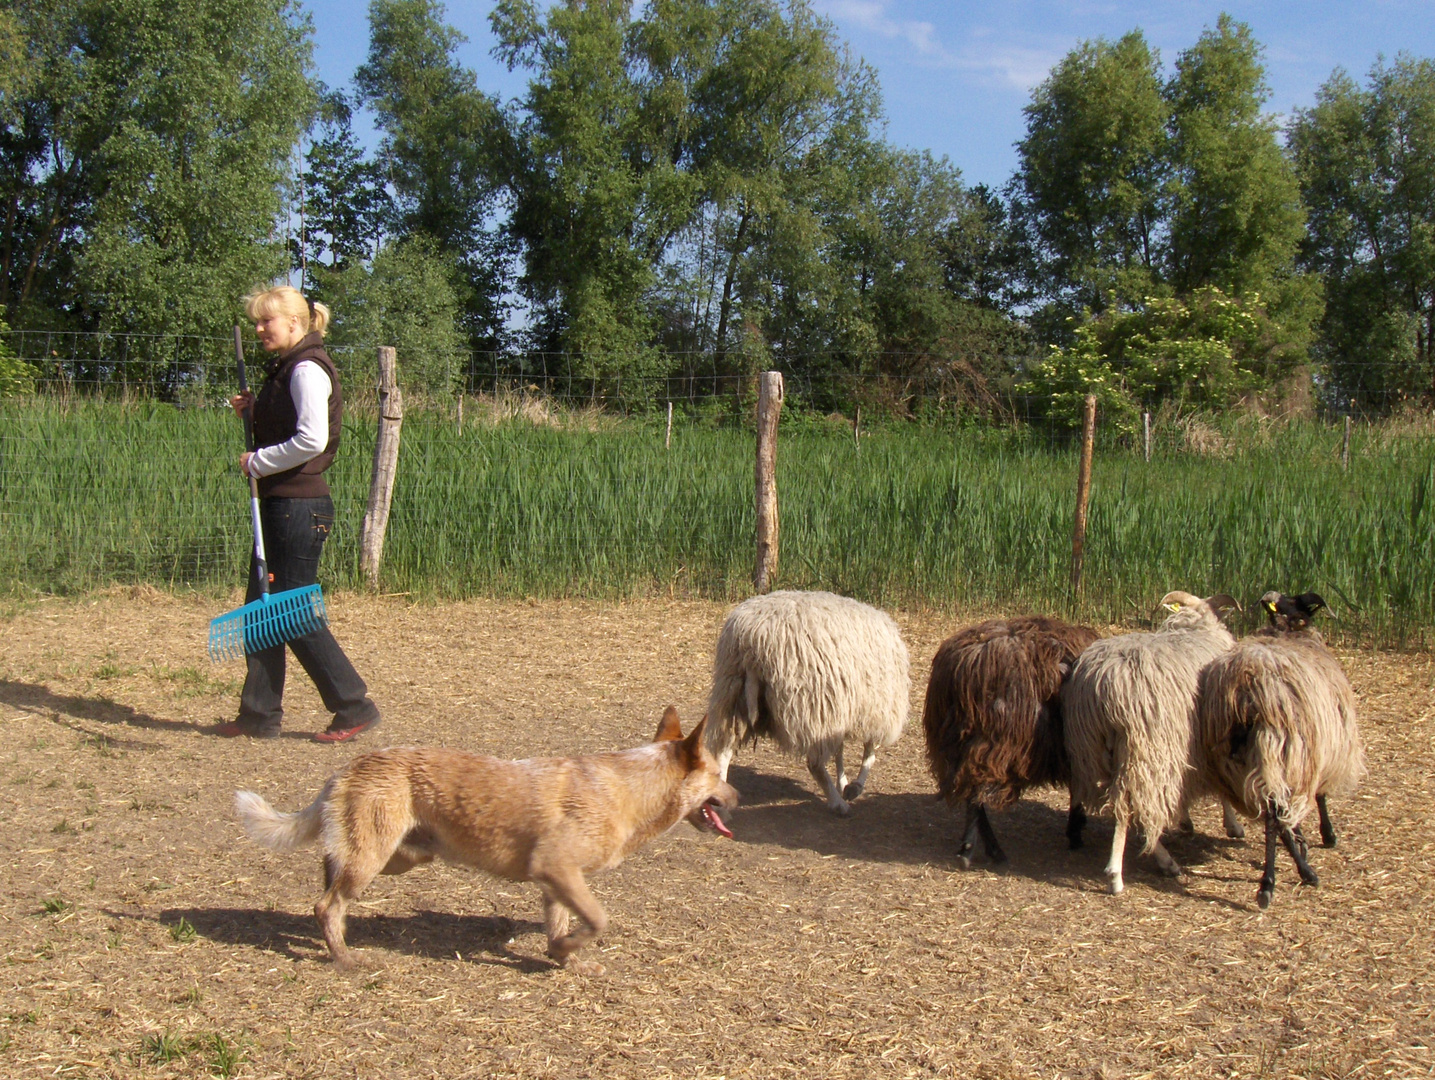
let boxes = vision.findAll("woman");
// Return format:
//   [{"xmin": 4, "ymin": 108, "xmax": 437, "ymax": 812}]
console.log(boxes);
[{"xmin": 213, "ymin": 286, "xmax": 382, "ymax": 742}]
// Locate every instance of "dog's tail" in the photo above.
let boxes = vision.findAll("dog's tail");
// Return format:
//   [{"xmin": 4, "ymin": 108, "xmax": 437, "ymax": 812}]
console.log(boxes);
[{"xmin": 234, "ymin": 781, "xmax": 331, "ymax": 852}]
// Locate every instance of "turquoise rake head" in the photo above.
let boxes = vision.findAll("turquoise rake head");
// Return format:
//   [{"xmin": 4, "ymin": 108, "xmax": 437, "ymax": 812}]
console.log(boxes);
[{"xmin": 208, "ymin": 584, "xmax": 328, "ymax": 662}]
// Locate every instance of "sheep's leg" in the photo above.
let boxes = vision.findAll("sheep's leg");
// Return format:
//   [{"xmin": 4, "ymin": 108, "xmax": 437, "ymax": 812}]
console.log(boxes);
[
  {"xmin": 806, "ymin": 748, "xmax": 850, "ymax": 816},
  {"xmin": 1178, "ymin": 808, "xmax": 1196, "ymax": 835},
  {"xmin": 1066, "ymin": 799, "xmax": 1087, "ymax": 850},
  {"xmin": 714, "ymin": 745, "xmax": 733, "ymax": 784},
  {"xmin": 1104, "ymin": 818, "xmax": 1128, "ymax": 895},
  {"xmin": 1150, "ymin": 837, "xmax": 1183, "ymax": 878},
  {"xmin": 1258, "ymin": 804, "xmax": 1279, "ymax": 910},
  {"xmin": 1268, "ymin": 797, "xmax": 1319, "ymax": 890},
  {"xmin": 974, "ymin": 804, "xmax": 1007, "ymax": 864},
  {"xmin": 841, "ymin": 739, "xmax": 877, "ymax": 801},
  {"xmin": 1316, "ymin": 794, "xmax": 1338, "ymax": 848},
  {"xmin": 1222, "ymin": 799, "xmax": 1247, "ymax": 839},
  {"xmin": 957, "ymin": 802, "xmax": 981, "ymax": 869},
  {"xmin": 834, "ymin": 743, "xmax": 848, "ymax": 793}
]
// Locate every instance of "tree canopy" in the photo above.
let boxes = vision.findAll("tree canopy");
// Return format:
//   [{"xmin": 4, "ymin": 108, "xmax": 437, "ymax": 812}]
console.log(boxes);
[{"xmin": 2, "ymin": 3, "xmax": 1433, "ymax": 419}]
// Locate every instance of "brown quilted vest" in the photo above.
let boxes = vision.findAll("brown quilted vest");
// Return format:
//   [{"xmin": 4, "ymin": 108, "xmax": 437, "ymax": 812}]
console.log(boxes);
[{"xmin": 251, "ymin": 332, "xmax": 342, "ymax": 498}]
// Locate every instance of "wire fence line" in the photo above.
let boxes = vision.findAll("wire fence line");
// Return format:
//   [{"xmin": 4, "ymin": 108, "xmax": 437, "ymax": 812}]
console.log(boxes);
[{"xmin": 1, "ymin": 327, "xmax": 1416, "ymax": 423}]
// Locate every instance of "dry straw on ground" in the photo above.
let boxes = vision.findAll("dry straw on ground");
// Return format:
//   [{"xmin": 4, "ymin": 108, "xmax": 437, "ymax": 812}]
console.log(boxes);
[{"xmin": 1, "ymin": 591, "xmax": 1431, "ymax": 1079}]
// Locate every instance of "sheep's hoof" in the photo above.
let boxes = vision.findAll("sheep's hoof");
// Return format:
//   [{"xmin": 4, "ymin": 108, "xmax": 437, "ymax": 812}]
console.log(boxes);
[
  {"xmin": 1178, "ymin": 817, "xmax": 1196, "ymax": 835},
  {"xmin": 1321, "ymin": 831, "xmax": 1338, "ymax": 849},
  {"xmin": 563, "ymin": 957, "xmax": 605, "ymax": 977},
  {"xmin": 1160, "ymin": 862, "xmax": 1184, "ymax": 879},
  {"xmin": 827, "ymin": 799, "xmax": 852, "ymax": 817},
  {"xmin": 1298, "ymin": 867, "xmax": 1320, "ymax": 888},
  {"xmin": 841, "ymin": 781, "xmax": 865, "ymax": 802},
  {"xmin": 1257, "ymin": 886, "xmax": 1274, "ymax": 910},
  {"xmin": 957, "ymin": 853, "xmax": 973, "ymax": 870},
  {"xmin": 1105, "ymin": 874, "xmax": 1124, "ymax": 896},
  {"xmin": 1226, "ymin": 821, "xmax": 1246, "ymax": 840}
]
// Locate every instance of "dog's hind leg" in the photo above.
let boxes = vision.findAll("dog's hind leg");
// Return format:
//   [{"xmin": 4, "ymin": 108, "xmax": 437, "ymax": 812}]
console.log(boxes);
[
  {"xmin": 842, "ymin": 739, "xmax": 878, "ymax": 802},
  {"xmin": 535, "ymin": 865, "xmax": 609, "ymax": 976},
  {"xmin": 806, "ymin": 747, "xmax": 850, "ymax": 816}
]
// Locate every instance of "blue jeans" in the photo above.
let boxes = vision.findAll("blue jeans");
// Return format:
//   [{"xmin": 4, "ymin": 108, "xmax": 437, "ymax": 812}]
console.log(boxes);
[{"xmin": 236, "ymin": 496, "xmax": 379, "ymax": 734}]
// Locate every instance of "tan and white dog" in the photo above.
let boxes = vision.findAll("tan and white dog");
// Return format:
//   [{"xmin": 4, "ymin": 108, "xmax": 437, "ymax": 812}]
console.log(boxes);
[{"xmin": 235, "ymin": 708, "xmax": 738, "ymax": 974}]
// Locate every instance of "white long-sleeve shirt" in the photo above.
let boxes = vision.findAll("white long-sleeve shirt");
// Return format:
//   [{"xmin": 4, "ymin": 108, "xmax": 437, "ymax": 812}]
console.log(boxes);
[{"xmin": 248, "ymin": 361, "xmax": 333, "ymax": 477}]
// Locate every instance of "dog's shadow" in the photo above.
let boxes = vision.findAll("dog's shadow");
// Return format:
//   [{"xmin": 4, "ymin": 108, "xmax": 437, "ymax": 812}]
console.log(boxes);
[
  {"xmin": 726, "ymin": 765, "xmax": 1250, "ymax": 904},
  {"xmin": 152, "ymin": 906, "xmax": 552, "ymax": 971}
]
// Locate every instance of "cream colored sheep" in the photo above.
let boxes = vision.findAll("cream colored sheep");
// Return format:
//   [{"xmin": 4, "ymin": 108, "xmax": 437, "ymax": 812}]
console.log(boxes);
[
  {"xmin": 1062, "ymin": 591, "xmax": 1240, "ymax": 894},
  {"xmin": 1195, "ymin": 617, "xmax": 1363, "ymax": 909},
  {"xmin": 706, "ymin": 590, "xmax": 909, "ymax": 815}
]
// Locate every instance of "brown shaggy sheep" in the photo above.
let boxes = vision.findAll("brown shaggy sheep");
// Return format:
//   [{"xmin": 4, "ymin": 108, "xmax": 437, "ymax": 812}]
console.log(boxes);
[{"xmin": 923, "ymin": 615, "xmax": 1101, "ymax": 868}]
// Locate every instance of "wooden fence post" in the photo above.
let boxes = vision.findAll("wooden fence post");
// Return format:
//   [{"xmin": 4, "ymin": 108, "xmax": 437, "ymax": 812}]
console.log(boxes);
[
  {"xmin": 360, "ymin": 346, "xmax": 404, "ymax": 589},
  {"xmin": 1143, "ymin": 411, "xmax": 1151, "ymax": 463},
  {"xmin": 754, "ymin": 371, "xmax": 784, "ymax": 593},
  {"xmin": 854, "ymin": 405, "xmax": 861, "ymax": 449},
  {"xmin": 1071, "ymin": 393, "xmax": 1097, "ymax": 593},
  {"xmin": 1342, "ymin": 409, "xmax": 1353, "ymax": 471},
  {"xmin": 665, "ymin": 400, "xmax": 673, "ymax": 450}
]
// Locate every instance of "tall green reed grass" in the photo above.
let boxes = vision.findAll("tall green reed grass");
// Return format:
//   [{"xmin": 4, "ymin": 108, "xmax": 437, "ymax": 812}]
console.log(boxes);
[{"xmin": 3, "ymin": 399, "xmax": 1432, "ymax": 645}]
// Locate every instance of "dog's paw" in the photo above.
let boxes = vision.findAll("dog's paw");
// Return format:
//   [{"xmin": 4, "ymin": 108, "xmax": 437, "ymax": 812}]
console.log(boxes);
[{"xmin": 564, "ymin": 957, "xmax": 605, "ymax": 977}]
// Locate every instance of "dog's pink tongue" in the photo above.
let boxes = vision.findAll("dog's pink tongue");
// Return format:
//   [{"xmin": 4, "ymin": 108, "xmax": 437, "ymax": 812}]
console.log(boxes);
[{"xmin": 702, "ymin": 805, "xmax": 733, "ymax": 838}]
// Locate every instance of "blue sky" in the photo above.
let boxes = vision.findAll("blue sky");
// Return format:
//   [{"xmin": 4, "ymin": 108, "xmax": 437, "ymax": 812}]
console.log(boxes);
[{"xmin": 299, "ymin": 0, "xmax": 1435, "ymax": 189}]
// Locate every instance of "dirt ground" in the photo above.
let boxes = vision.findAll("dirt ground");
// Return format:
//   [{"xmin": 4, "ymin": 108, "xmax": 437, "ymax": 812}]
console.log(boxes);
[{"xmin": 0, "ymin": 589, "xmax": 1431, "ymax": 1080}]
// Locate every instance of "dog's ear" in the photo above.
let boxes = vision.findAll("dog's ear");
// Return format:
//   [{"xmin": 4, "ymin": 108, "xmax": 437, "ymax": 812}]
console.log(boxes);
[
  {"xmin": 678, "ymin": 715, "xmax": 709, "ymax": 768},
  {"xmin": 653, "ymin": 705, "xmax": 684, "ymax": 742}
]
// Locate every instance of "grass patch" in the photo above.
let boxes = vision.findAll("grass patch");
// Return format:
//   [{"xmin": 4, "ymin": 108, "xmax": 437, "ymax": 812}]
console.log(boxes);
[{"xmin": 5, "ymin": 399, "xmax": 1434, "ymax": 644}]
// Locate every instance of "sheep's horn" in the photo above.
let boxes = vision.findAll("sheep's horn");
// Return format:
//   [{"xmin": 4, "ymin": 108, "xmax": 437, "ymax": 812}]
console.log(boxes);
[{"xmin": 1205, "ymin": 593, "xmax": 1241, "ymax": 615}]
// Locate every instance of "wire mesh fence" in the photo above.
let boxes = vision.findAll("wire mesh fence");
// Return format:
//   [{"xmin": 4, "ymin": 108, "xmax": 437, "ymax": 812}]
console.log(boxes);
[{"xmin": 3, "ymin": 327, "xmax": 1411, "ymax": 424}]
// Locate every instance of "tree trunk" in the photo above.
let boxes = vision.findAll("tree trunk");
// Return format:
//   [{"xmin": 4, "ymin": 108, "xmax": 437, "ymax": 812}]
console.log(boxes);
[{"xmin": 713, "ymin": 206, "xmax": 752, "ymax": 375}]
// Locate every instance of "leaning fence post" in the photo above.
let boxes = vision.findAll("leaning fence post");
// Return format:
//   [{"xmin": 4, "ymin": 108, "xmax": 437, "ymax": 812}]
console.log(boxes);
[
  {"xmin": 754, "ymin": 371, "xmax": 784, "ymax": 593},
  {"xmin": 360, "ymin": 346, "xmax": 404, "ymax": 589},
  {"xmin": 1071, "ymin": 394, "xmax": 1097, "ymax": 593}
]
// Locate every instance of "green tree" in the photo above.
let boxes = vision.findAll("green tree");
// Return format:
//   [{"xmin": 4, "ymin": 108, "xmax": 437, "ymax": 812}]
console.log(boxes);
[
  {"xmin": 298, "ymin": 90, "xmax": 394, "ymax": 278},
  {"xmin": 1163, "ymin": 15, "xmax": 1317, "ymax": 347},
  {"xmin": 0, "ymin": 0, "xmax": 314, "ymax": 344},
  {"xmin": 356, "ymin": 0, "xmax": 509, "ymax": 352},
  {"xmin": 1019, "ymin": 287, "xmax": 1300, "ymax": 429},
  {"xmin": 1290, "ymin": 57, "xmax": 1435, "ymax": 409},
  {"xmin": 1010, "ymin": 30, "xmax": 1168, "ymax": 324},
  {"xmin": 318, "ymin": 235, "xmax": 468, "ymax": 396},
  {"xmin": 0, "ymin": 318, "xmax": 38, "ymax": 395}
]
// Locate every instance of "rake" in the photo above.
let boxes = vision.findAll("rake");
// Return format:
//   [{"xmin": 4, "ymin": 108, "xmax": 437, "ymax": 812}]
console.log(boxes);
[{"xmin": 209, "ymin": 326, "xmax": 328, "ymax": 662}]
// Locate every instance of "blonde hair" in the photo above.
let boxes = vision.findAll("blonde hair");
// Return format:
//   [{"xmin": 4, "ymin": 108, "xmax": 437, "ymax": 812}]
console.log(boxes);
[{"xmin": 243, "ymin": 285, "xmax": 330, "ymax": 337}]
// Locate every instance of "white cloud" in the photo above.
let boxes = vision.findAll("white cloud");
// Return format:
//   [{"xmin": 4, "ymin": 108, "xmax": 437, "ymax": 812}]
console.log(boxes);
[
  {"xmin": 817, "ymin": 1, "xmax": 949, "ymax": 59},
  {"xmin": 813, "ymin": 2, "xmax": 1059, "ymax": 90}
]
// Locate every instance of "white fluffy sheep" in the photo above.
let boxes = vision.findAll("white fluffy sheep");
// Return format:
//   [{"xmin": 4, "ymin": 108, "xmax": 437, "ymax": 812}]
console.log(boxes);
[
  {"xmin": 1062, "ymin": 590, "xmax": 1241, "ymax": 894},
  {"xmin": 706, "ymin": 590, "xmax": 910, "ymax": 815},
  {"xmin": 1195, "ymin": 615, "xmax": 1364, "ymax": 909}
]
